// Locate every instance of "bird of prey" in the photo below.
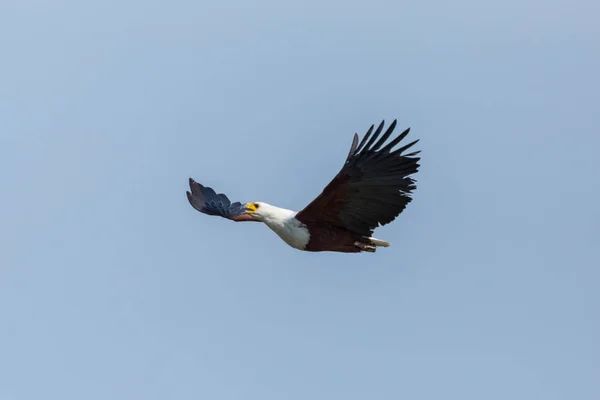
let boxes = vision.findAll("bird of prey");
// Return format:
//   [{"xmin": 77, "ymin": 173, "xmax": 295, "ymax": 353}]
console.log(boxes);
[{"xmin": 186, "ymin": 120, "xmax": 420, "ymax": 253}]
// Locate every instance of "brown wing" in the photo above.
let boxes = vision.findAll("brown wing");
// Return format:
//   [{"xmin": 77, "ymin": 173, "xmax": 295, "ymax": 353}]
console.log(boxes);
[{"xmin": 295, "ymin": 120, "xmax": 420, "ymax": 236}]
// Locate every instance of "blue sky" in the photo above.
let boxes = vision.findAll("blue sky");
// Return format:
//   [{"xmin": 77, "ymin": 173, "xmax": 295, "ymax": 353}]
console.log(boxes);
[{"xmin": 1, "ymin": 0, "xmax": 599, "ymax": 399}]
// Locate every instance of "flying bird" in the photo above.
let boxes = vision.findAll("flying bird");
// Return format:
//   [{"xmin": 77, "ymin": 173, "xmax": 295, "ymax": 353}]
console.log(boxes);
[{"xmin": 186, "ymin": 120, "xmax": 420, "ymax": 253}]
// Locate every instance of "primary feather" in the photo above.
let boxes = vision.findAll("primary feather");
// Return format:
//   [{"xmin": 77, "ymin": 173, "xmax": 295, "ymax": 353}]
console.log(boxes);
[{"xmin": 295, "ymin": 119, "xmax": 420, "ymax": 236}]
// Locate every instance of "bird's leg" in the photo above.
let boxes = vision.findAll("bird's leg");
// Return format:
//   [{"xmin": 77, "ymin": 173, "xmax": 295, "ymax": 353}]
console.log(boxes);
[{"xmin": 354, "ymin": 241, "xmax": 376, "ymax": 252}]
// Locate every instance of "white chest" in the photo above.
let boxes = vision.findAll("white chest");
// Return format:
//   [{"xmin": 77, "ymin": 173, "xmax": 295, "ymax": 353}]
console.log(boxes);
[{"xmin": 263, "ymin": 216, "xmax": 310, "ymax": 250}]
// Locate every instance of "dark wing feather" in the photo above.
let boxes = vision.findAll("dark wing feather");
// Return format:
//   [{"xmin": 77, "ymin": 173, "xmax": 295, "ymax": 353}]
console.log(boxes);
[
  {"xmin": 187, "ymin": 178, "xmax": 255, "ymax": 222},
  {"xmin": 295, "ymin": 120, "xmax": 420, "ymax": 236}
]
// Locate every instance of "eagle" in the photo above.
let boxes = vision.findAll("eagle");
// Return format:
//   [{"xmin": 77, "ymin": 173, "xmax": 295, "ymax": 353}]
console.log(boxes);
[{"xmin": 186, "ymin": 120, "xmax": 420, "ymax": 253}]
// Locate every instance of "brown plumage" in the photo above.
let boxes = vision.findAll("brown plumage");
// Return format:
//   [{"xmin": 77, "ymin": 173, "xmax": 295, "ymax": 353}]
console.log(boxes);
[
  {"xmin": 186, "ymin": 119, "xmax": 420, "ymax": 253},
  {"xmin": 295, "ymin": 119, "xmax": 420, "ymax": 252}
]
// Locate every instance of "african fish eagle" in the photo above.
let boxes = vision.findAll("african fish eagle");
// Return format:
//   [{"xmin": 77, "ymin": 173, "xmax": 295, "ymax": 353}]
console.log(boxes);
[{"xmin": 186, "ymin": 120, "xmax": 420, "ymax": 253}]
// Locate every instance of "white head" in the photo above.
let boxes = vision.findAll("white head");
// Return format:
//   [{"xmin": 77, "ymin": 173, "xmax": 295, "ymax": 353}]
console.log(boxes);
[{"xmin": 245, "ymin": 202, "xmax": 294, "ymax": 222}]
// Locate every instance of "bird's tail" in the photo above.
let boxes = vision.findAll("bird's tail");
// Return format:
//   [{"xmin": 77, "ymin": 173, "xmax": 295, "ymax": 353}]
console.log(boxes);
[{"xmin": 368, "ymin": 237, "xmax": 390, "ymax": 247}]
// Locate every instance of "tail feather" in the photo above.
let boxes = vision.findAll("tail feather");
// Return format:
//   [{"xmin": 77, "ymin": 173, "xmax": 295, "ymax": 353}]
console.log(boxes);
[{"xmin": 368, "ymin": 237, "xmax": 390, "ymax": 247}]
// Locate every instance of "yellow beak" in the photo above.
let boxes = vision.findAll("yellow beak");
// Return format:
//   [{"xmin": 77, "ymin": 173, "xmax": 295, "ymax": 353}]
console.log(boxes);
[{"xmin": 245, "ymin": 203, "xmax": 258, "ymax": 214}]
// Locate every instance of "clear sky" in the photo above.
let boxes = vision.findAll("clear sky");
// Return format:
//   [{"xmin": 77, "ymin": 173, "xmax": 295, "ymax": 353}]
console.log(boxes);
[{"xmin": 1, "ymin": 1, "xmax": 598, "ymax": 399}]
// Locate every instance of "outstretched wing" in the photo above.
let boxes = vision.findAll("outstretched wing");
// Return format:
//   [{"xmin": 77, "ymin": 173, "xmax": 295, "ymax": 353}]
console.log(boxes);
[
  {"xmin": 186, "ymin": 178, "xmax": 256, "ymax": 222},
  {"xmin": 295, "ymin": 120, "xmax": 420, "ymax": 236}
]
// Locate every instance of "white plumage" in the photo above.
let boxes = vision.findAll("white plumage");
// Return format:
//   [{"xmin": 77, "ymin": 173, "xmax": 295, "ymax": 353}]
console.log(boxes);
[
  {"xmin": 250, "ymin": 202, "xmax": 311, "ymax": 250},
  {"xmin": 187, "ymin": 119, "xmax": 420, "ymax": 253}
]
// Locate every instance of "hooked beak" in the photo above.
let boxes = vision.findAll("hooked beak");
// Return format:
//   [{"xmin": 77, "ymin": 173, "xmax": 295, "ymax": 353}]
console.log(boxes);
[
  {"xmin": 229, "ymin": 203, "xmax": 260, "ymax": 222},
  {"xmin": 241, "ymin": 203, "xmax": 263, "ymax": 222},
  {"xmin": 245, "ymin": 203, "xmax": 258, "ymax": 214}
]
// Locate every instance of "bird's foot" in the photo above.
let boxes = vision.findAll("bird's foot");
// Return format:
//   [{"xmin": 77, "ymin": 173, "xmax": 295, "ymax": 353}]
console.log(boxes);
[{"xmin": 354, "ymin": 241, "xmax": 376, "ymax": 252}]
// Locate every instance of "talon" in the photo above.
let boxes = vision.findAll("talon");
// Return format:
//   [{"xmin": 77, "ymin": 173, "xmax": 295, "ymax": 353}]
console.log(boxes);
[{"xmin": 354, "ymin": 241, "xmax": 376, "ymax": 252}]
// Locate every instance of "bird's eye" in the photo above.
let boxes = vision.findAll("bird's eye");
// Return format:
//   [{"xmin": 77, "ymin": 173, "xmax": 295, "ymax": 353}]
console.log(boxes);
[{"xmin": 253, "ymin": 203, "xmax": 260, "ymax": 208}]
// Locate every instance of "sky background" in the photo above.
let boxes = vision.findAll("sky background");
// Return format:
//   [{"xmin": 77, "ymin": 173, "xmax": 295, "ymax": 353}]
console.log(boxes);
[{"xmin": 1, "ymin": 0, "xmax": 599, "ymax": 399}]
